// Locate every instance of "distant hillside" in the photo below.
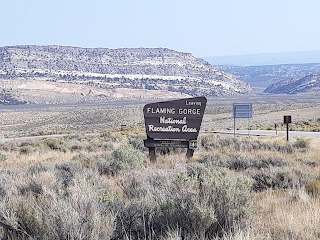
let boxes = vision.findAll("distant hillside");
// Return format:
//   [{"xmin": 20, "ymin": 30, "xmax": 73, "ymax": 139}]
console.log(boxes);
[
  {"xmin": 204, "ymin": 50, "xmax": 320, "ymax": 66},
  {"xmin": 264, "ymin": 73, "xmax": 320, "ymax": 94},
  {"xmin": 0, "ymin": 45, "xmax": 251, "ymax": 101},
  {"xmin": 218, "ymin": 63, "xmax": 320, "ymax": 92}
]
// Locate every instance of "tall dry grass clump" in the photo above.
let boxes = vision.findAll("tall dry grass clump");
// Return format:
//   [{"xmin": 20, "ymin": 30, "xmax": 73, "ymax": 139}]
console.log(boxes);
[{"xmin": 252, "ymin": 189, "xmax": 320, "ymax": 240}]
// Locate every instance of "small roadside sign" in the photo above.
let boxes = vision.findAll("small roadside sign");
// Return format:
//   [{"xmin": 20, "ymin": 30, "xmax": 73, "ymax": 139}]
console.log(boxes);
[
  {"xmin": 233, "ymin": 103, "xmax": 253, "ymax": 118},
  {"xmin": 284, "ymin": 115, "xmax": 292, "ymax": 141},
  {"xmin": 284, "ymin": 115, "xmax": 292, "ymax": 124},
  {"xmin": 233, "ymin": 103, "xmax": 253, "ymax": 136},
  {"xmin": 189, "ymin": 140, "xmax": 197, "ymax": 150}
]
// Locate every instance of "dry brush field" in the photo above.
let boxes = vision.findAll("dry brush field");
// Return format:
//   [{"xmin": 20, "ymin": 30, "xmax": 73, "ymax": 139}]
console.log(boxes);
[
  {"xmin": 1, "ymin": 96, "xmax": 320, "ymax": 239},
  {"xmin": 1, "ymin": 95, "xmax": 320, "ymax": 138}
]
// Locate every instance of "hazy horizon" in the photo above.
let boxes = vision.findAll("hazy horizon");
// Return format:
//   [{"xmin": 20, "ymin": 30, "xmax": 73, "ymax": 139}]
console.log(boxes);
[
  {"xmin": 2, "ymin": 0, "xmax": 320, "ymax": 58},
  {"xmin": 204, "ymin": 50, "xmax": 320, "ymax": 66}
]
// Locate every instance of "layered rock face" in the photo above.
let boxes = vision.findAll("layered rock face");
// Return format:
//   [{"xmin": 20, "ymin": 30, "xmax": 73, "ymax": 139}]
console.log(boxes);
[
  {"xmin": 0, "ymin": 45, "xmax": 251, "ymax": 97},
  {"xmin": 264, "ymin": 73, "xmax": 320, "ymax": 94}
]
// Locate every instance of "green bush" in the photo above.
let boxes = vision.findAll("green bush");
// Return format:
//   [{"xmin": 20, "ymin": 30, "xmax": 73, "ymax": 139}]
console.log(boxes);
[
  {"xmin": 112, "ymin": 145, "xmax": 145, "ymax": 164},
  {"xmin": 97, "ymin": 145, "xmax": 145, "ymax": 176},
  {"xmin": 128, "ymin": 134, "xmax": 146, "ymax": 152}
]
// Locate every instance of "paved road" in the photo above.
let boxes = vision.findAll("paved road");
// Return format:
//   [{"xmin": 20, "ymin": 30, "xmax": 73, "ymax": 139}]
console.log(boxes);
[{"xmin": 207, "ymin": 130, "xmax": 320, "ymax": 138}]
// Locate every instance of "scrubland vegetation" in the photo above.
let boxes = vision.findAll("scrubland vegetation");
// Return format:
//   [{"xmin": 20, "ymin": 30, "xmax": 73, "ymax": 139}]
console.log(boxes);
[{"xmin": 1, "ymin": 128, "xmax": 320, "ymax": 239}]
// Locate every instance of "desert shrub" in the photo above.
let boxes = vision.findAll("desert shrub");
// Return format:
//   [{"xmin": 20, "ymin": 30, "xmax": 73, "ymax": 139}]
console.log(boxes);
[
  {"xmin": 0, "ymin": 170, "xmax": 15, "ymax": 199},
  {"xmin": 54, "ymin": 162, "xmax": 82, "ymax": 189},
  {"xmin": 43, "ymin": 138, "xmax": 62, "ymax": 150},
  {"xmin": 128, "ymin": 134, "xmax": 146, "ymax": 152},
  {"xmin": 19, "ymin": 146, "xmax": 33, "ymax": 155},
  {"xmin": 18, "ymin": 180, "xmax": 43, "ymax": 197},
  {"xmin": 96, "ymin": 154, "xmax": 116, "ymax": 175},
  {"xmin": 71, "ymin": 154, "xmax": 96, "ymax": 169},
  {"xmin": 250, "ymin": 167, "xmax": 308, "ymax": 192},
  {"xmin": 252, "ymin": 156, "xmax": 287, "ymax": 169},
  {"xmin": 199, "ymin": 153, "xmax": 287, "ymax": 171},
  {"xmin": 200, "ymin": 135, "xmax": 297, "ymax": 153},
  {"xmin": 119, "ymin": 169, "xmax": 174, "ymax": 200},
  {"xmin": 112, "ymin": 144, "xmax": 145, "ymax": 164},
  {"xmin": 112, "ymin": 199, "xmax": 158, "ymax": 239},
  {"xmin": 1, "ymin": 178, "xmax": 117, "ymax": 240},
  {"xmin": 293, "ymin": 138, "xmax": 311, "ymax": 150},
  {"xmin": 27, "ymin": 163, "xmax": 48, "ymax": 176},
  {"xmin": 70, "ymin": 143, "xmax": 84, "ymax": 151},
  {"xmin": 305, "ymin": 179, "xmax": 320, "ymax": 197},
  {"xmin": 62, "ymin": 136, "xmax": 114, "ymax": 153},
  {"xmin": 199, "ymin": 153, "xmax": 251, "ymax": 171},
  {"xmin": 100, "ymin": 130, "xmax": 123, "ymax": 142},
  {"xmin": 115, "ymin": 165, "xmax": 253, "ymax": 239},
  {"xmin": 184, "ymin": 165, "xmax": 253, "ymax": 237},
  {"xmin": 63, "ymin": 133, "xmax": 83, "ymax": 141},
  {"xmin": 97, "ymin": 145, "xmax": 145, "ymax": 176},
  {"xmin": 0, "ymin": 186, "xmax": 5, "ymax": 199},
  {"xmin": 0, "ymin": 151, "xmax": 9, "ymax": 161},
  {"xmin": 102, "ymin": 142, "xmax": 114, "ymax": 151},
  {"xmin": 68, "ymin": 141, "xmax": 98, "ymax": 152}
]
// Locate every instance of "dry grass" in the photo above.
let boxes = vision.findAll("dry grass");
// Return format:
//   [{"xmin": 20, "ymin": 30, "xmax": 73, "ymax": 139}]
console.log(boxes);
[
  {"xmin": 0, "ymin": 132, "xmax": 319, "ymax": 239},
  {"xmin": 1, "ymin": 97, "xmax": 320, "ymax": 239},
  {"xmin": 1, "ymin": 98, "xmax": 320, "ymax": 138},
  {"xmin": 253, "ymin": 189, "xmax": 320, "ymax": 240}
]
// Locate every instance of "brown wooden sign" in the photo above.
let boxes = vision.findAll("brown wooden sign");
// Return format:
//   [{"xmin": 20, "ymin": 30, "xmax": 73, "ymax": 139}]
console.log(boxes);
[
  {"xmin": 284, "ymin": 115, "xmax": 292, "ymax": 124},
  {"xmin": 284, "ymin": 115, "xmax": 292, "ymax": 141},
  {"xmin": 143, "ymin": 97, "xmax": 207, "ymax": 140}
]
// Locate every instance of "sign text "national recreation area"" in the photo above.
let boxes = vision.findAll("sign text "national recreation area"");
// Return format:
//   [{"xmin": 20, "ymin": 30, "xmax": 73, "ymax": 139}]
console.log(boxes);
[{"xmin": 143, "ymin": 97, "xmax": 207, "ymax": 140}]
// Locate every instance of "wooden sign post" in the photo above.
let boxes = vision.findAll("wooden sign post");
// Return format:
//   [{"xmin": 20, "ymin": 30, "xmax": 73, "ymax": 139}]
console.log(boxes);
[{"xmin": 143, "ymin": 97, "xmax": 207, "ymax": 162}]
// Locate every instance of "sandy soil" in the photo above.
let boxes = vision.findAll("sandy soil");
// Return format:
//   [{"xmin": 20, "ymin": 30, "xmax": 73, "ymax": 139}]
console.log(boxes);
[{"xmin": 0, "ymin": 79, "xmax": 191, "ymax": 104}]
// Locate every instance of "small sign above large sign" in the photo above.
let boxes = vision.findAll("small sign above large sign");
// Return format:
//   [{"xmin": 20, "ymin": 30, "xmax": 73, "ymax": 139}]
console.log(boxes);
[{"xmin": 143, "ymin": 97, "xmax": 207, "ymax": 140}]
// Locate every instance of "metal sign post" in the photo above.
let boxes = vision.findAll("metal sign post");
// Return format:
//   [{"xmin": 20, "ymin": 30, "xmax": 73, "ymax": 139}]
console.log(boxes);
[{"xmin": 234, "ymin": 117, "xmax": 236, "ymax": 137}]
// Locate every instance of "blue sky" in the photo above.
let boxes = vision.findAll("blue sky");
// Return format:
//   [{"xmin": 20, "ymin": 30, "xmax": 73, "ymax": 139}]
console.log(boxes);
[{"xmin": 2, "ymin": 0, "xmax": 320, "ymax": 57}]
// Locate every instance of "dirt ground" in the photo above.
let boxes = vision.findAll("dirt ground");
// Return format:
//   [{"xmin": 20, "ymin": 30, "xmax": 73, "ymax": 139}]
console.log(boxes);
[{"xmin": 1, "ymin": 93, "xmax": 320, "ymax": 139}]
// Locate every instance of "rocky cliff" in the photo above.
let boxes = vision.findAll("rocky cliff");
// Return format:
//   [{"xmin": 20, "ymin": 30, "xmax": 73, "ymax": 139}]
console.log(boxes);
[
  {"xmin": 264, "ymin": 73, "xmax": 320, "ymax": 94},
  {"xmin": 0, "ymin": 45, "xmax": 251, "ymax": 97}
]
